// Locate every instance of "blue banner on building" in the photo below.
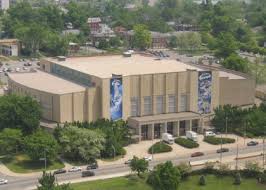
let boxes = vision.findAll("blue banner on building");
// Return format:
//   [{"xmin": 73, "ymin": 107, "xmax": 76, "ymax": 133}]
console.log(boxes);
[
  {"xmin": 110, "ymin": 78, "xmax": 123, "ymax": 120},
  {"xmin": 198, "ymin": 71, "xmax": 212, "ymax": 114}
]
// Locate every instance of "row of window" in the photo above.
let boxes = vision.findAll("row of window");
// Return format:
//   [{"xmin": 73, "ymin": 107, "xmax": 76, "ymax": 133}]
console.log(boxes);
[
  {"xmin": 51, "ymin": 64, "xmax": 92, "ymax": 87},
  {"xmin": 131, "ymin": 94, "xmax": 188, "ymax": 117}
]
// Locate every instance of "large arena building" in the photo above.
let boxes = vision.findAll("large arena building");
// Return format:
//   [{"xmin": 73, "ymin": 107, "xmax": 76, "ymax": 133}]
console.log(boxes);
[{"xmin": 8, "ymin": 54, "xmax": 255, "ymax": 141}]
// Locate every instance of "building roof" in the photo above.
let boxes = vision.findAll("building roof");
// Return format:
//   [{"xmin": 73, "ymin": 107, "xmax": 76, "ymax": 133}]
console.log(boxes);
[
  {"xmin": 87, "ymin": 17, "xmax": 101, "ymax": 23},
  {"xmin": 0, "ymin": 39, "xmax": 19, "ymax": 44},
  {"xmin": 47, "ymin": 54, "xmax": 203, "ymax": 78},
  {"xmin": 8, "ymin": 70, "xmax": 86, "ymax": 95},
  {"xmin": 47, "ymin": 54, "xmax": 246, "ymax": 80}
]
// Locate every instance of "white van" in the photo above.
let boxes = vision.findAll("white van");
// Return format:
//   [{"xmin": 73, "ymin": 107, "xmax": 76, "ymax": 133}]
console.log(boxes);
[
  {"xmin": 162, "ymin": 133, "xmax": 174, "ymax": 144},
  {"xmin": 186, "ymin": 131, "xmax": 198, "ymax": 142}
]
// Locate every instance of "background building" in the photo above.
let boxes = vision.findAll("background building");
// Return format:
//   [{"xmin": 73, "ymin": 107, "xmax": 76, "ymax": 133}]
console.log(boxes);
[
  {"xmin": 8, "ymin": 54, "xmax": 255, "ymax": 140},
  {"xmin": 0, "ymin": 0, "xmax": 9, "ymax": 10},
  {"xmin": 0, "ymin": 39, "xmax": 20, "ymax": 57}
]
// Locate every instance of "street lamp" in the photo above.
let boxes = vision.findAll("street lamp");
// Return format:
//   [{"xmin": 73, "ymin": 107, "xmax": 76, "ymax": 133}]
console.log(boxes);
[
  {"xmin": 235, "ymin": 136, "xmax": 239, "ymax": 170},
  {"xmin": 220, "ymin": 132, "xmax": 223, "ymax": 167},
  {"xmin": 263, "ymin": 129, "xmax": 265, "ymax": 169},
  {"xmin": 111, "ymin": 145, "xmax": 116, "ymax": 160},
  {"xmin": 225, "ymin": 116, "xmax": 228, "ymax": 137}
]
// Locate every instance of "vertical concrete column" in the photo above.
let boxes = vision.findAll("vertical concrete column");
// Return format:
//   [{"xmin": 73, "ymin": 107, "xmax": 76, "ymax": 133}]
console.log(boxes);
[
  {"xmin": 138, "ymin": 124, "xmax": 142, "ymax": 142},
  {"xmin": 173, "ymin": 121, "xmax": 179, "ymax": 137},
  {"xmin": 151, "ymin": 123, "xmax": 154, "ymax": 140},
  {"xmin": 163, "ymin": 122, "xmax": 167, "ymax": 134},
  {"xmin": 148, "ymin": 124, "xmax": 154, "ymax": 140},
  {"xmin": 189, "ymin": 120, "xmax": 192, "ymax": 131},
  {"xmin": 177, "ymin": 121, "xmax": 180, "ymax": 136}
]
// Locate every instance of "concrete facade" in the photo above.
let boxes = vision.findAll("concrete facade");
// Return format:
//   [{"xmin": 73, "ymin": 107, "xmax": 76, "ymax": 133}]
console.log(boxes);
[{"xmin": 7, "ymin": 54, "xmax": 255, "ymax": 140}]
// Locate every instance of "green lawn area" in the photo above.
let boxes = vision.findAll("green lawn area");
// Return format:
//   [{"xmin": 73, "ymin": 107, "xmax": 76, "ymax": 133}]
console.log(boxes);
[
  {"xmin": 71, "ymin": 175, "xmax": 266, "ymax": 190},
  {"xmin": 0, "ymin": 154, "xmax": 64, "ymax": 173}
]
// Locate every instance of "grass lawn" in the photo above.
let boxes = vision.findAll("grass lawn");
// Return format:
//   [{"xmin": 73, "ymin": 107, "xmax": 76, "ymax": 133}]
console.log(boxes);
[
  {"xmin": 71, "ymin": 175, "xmax": 266, "ymax": 190},
  {"xmin": 0, "ymin": 154, "xmax": 64, "ymax": 173}
]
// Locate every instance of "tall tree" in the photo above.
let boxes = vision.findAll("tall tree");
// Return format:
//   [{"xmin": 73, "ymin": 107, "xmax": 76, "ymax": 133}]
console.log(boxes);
[
  {"xmin": 0, "ymin": 128, "xmax": 22, "ymax": 154},
  {"xmin": 24, "ymin": 130, "xmax": 59, "ymax": 161},
  {"xmin": 38, "ymin": 172, "xmax": 73, "ymax": 190},
  {"xmin": 133, "ymin": 24, "xmax": 152, "ymax": 50},
  {"xmin": 0, "ymin": 95, "xmax": 41, "ymax": 134},
  {"xmin": 130, "ymin": 156, "xmax": 149, "ymax": 176},
  {"xmin": 147, "ymin": 161, "xmax": 181, "ymax": 190},
  {"xmin": 56, "ymin": 126, "xmax": 105, "ymax": 162}
]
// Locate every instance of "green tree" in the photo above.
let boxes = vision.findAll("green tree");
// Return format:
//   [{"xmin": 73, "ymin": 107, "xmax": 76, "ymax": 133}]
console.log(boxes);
[
  {"xmin": 56, "ymin": 126, "xmax": 105, "ymax": 163},
  {"xmin": 234, "ymin": 172, "xmax": 242, "ymax": 185},
  {"xmin": 129, "ymin": 156, "xmax": 149, "ymax": 177},
  {"xmin": 133, "ymin": 24, "xmax": 152, "ymax": 50},
  {"xmin": 222, "ymin": 54, "xmax": 249, "ymax": 73},
  {"xmin": 24, "ymin": 130, "xmax": 59, "ymax": 161},
  {"xmin": 0, "ymin": 128, "xmax": 22, "ymax": 154},
  {"xmin": 147, "ymin": 161, "xmax": 181, "ymax": 190},
  {"xmin": 38, "ymin": 172, "xmax": 73, "ymax": 190},
  {"xmin": 215, "ymin": 32, "xmax": 238, "ymax": 58},
  {"xmin": 0, "ymin": 95, "xmax": 41, "ymax": 134},
  {"xmin": 169, "ymin": 35, "xmax": 178, "ymax": 48},
  {"xmin": 199, "ymin": 175, "xmax": 206, "ymax": 186}
]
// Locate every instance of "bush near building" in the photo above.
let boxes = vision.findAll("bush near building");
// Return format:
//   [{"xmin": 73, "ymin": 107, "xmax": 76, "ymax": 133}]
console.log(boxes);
[
  {"xmin": 175, "ymin": 138, "xmax": 199, "ymax": 148},
  {"xmin": 203, "ymin": 136, "xmax": 235, "ymax": 145},
  {"xmin": 148, "ymin": 142, "xmax": 172, "ymax": 154}
]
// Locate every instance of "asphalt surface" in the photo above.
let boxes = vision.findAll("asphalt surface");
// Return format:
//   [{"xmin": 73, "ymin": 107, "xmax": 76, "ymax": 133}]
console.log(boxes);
[
  {"xmin": 0, "ymin": 144, "xmax": 264, "ymax": 190},
  {"xmin": 0, "ymin": 59, "xmax": 40, "ymax": 85}
]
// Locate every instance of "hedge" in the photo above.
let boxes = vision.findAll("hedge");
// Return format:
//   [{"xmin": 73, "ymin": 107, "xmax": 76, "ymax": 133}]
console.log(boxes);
[
  {"xmin": 148, "ymin": 142, "xmax": 173, "ymax": 154},
  {"xmin": 204, "ymin": 136, "xmax": 235, "ymax": 145},
  {"xmin": 175, "ymin": 137, "xmax": 199, "ymax": 148}
]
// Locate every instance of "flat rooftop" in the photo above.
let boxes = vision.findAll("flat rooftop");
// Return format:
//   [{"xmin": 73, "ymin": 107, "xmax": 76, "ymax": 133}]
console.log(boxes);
[
  {"xmin": 47, "ymin": 54, "xmax": 203, "ymax": 78},
  {"xmin": 8, "ymin": 70, "xmax": 86, "ymax": 95},
  {"xmin": 47, "ymin": 54, "xmax": 245, "ymax": 80}
]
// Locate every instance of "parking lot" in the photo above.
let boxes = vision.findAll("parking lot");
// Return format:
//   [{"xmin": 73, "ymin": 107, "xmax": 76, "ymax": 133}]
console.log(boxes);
[
  {"xmin": 98, "ymin": 134, "xmax": 264, "ymax": 166},
  {"xmin": 0, "ymin": 59, "xmax": 40, "ymax": 85}
]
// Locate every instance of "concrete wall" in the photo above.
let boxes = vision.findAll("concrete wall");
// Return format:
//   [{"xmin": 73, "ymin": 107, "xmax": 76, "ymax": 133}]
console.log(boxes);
[{"xmin": 219, "ymin": 77, "xmax": 255, "ymax": 106}]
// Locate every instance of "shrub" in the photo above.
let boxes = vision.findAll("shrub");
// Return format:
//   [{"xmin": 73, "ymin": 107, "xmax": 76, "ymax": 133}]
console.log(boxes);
[
  {"xmin": 259, "ymin": 171, "xmax": 266, "ymax": 184},
  {"xmin": 175, "ymin": 138, "xmax": 199, "ymax": 148},
  {"xmin": 204, "ymin": 136, "xmax": 235, "ymax": 145},
  {"xmin": 148, "ymin": 142, "xmax": 172, "ymax": 154},
  {"xmin": 199, "ymin": 175, "xmax": 206, "ymax": 186},
  {"xmin": 234, "ymin": 172, "xmax": 242, "ymax": 185},
  {"xmin": 176, "ymin": 162, "xmax": 192, "ymax": 179}
]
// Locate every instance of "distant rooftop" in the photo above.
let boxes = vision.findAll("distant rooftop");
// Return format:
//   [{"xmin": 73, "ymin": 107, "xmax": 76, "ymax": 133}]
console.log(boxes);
[
  {"xmin": 87, "ymin": 17, "xmax": 101, "ymax": 23},
  {"xmin": 8, "ymin": 70, "xmax": 85, "ymax": 94}
]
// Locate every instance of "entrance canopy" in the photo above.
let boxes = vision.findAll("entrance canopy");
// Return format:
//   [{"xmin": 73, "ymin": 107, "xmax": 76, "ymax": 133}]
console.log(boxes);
[{"xmin": 129, "ymin": 112, "xmax": 201, "ymax": 126}]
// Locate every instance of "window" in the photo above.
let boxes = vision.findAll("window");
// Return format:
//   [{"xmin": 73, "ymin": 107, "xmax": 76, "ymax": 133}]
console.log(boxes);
[
  {"xmin": 180, "ymin": 94, "xmax": 188, "ymax": 112},
  {"xmin": 144, "ymin": 96, "xmax": 152, "ymax": 115},
  {"xmin": 156, "ymin": 95, "xmax": 164, "ymax": 114},
  {"xmin": 131, "ymin": 97, "xmax": 139, "ymax": 117},
  {"xmin": 168, "ymin": 95, "xmax": 176, "ymax": 113}
]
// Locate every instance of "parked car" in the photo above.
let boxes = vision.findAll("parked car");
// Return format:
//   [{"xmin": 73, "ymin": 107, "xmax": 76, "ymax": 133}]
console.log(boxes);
[
  {"xmin": 205, "ymin": 131, "xmax": 216, "ymax": 137},
  {"xmin": 53, "ymin": 169, "xmax": 67, "ymax": 175},
  {"xmin": 191, "ymin": 152, "xmax": 204, "ymax": 157},
  {"xmin": 86, "ymin": 162, "xmax": 98, "ymax": 170},
  {"xmin": 247, "ymin": 141, "xmax": 259, "ymax": 146},
  {"xmin": 68, "ymin": 166, "xmax": 82, "ymax": 172},
  {"xmin": 0, "ymin": 178, "xmax": 8, "ymax": 185},
  {"xmin": 82, "ymin": 170, "xmax": 95, "ymax": 177},
  {"xmin": 15, "ymin": 67, "xmax": 20, "ymax": 72},
  {"xmin": 216, "ymin": 148, "xmax": 229, "ymax": 153},
  {"xmin": 144, "ymin": 156, "xmax": 152, "ymax": 161},
  {"xmin": 124, "ymin": 159, "xmax": 132, "ymax": 165}
]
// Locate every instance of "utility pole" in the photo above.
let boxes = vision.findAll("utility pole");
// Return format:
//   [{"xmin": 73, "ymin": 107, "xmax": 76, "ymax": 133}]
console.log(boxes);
[
  {"xmin": 263, "ymin": 135, "xmax": 265, "ymax": 170},
  {"xmin": 235, "ymin": 137, "xmax": 239, "ymax": 170},
  {"xmin": 44, "ymin": 149, "xmax": 47, "ymax": 171},
  {"xmin": 225, "ymin": 116, "xmax": 228, "ymax": 137},
  {"xmin": 220, "ymin": 133, "xmax": 223, "ymax": 167}
]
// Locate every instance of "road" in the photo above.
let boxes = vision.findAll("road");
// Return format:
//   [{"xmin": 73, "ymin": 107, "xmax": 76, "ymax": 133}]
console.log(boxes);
[{"xmin": 0, "ymin": 144, "xmax": 265, "ymax": 190}]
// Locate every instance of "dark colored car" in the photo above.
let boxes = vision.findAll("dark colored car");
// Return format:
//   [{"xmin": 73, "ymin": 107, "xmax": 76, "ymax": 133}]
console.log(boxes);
[
  {"xmin": 53, "ymin": 169, "xmax": 67, "ymax": 175},
  {"xmin": 247, "ymin": 141, "xmax": 259, "ymax": 146},
  {"xmin": 124, "ymin": 159, "xmax": 132, "ymax": 165},
  {"xmin": 191, "ymin": 152, "xmax": 204, "ymax": 157},
  {"xmin": 86, "ymin": 162, "xmax": 98, "ymax": 170},
  {"xmin": 82, "ymin": 170, "xmax": 95, "ymax": 177},
  {"xmin": 216, "ymin": 148, "xmax": 229, "ymax": 153}
]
